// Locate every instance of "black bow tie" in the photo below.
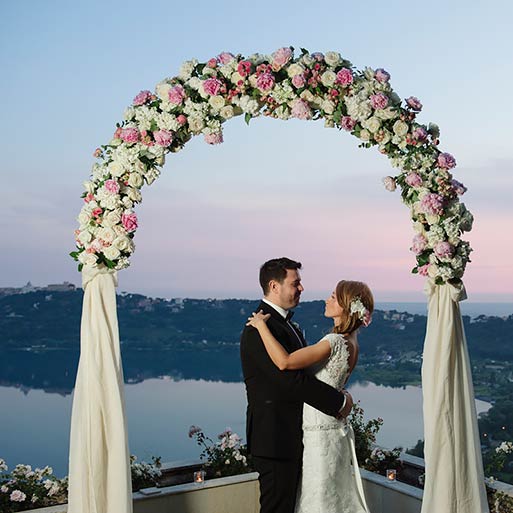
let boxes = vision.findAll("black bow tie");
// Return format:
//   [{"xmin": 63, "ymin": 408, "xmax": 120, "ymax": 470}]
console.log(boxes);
[{"xmin": 285, "ymin": 311, "xmax": 294, "ymax": 322}]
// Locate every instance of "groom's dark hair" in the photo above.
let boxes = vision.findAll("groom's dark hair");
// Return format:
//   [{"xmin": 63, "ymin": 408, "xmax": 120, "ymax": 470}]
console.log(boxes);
[{"xmin": 259, "ymin": 257, "xmax": 302, "ymax": 295}]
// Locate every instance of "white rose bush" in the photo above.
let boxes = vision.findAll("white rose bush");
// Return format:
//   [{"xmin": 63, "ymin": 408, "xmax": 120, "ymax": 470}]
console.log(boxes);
[{"xmin": 71, "ymin": 47, "xmax": 473, "ymax": 284}]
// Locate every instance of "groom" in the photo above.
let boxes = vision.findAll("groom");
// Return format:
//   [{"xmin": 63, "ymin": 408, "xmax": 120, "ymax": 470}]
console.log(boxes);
[{"xmin": 240, "ymin": 257, "xmax": 352, "ymax": 513}]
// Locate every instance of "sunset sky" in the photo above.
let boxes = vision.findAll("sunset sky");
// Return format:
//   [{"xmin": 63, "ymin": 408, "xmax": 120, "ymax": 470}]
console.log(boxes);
[{"xmin": 1, "ymin": 0, "xmax": 512, "ymax": 302}]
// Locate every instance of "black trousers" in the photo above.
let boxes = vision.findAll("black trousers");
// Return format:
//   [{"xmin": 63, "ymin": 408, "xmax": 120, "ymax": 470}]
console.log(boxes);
[{"xmin": 252, "ymin": 455, "xmax": 302, "ymax": 513}]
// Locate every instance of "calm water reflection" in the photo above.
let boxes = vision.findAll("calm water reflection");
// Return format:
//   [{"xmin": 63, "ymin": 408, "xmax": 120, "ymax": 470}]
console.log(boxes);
[{"xmin": 0, "ymin": 379, "xmax": 491, "ymax": 477}]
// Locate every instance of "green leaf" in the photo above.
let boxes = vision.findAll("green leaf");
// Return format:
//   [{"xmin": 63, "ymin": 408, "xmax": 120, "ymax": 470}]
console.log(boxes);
[
  {"xmin": 78, "ymin": 263, "xmax": 84, "ymax": 272},
  {"xmin": 244, "ymin": 113, "xmax": 252, "ymax": 125},
  {"xmin": 411, "ymin": 267, "xmax": 419, "ymax": 274}
]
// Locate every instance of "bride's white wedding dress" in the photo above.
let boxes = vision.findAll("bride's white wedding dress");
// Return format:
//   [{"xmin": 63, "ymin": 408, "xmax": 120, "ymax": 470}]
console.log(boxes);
[{"xmin": 295, "ymin": 333, "xmax": 369, "ymax": 513}]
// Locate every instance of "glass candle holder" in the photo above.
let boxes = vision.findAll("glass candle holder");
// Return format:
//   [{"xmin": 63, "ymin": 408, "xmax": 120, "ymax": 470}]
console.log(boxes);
[
  {"xmin": 193, "ymin": 470, "xmax": 206, "ymax": 484},
  {"xmin": 386, "ymin": 469, "xmax": 397, "ymax": 481}
]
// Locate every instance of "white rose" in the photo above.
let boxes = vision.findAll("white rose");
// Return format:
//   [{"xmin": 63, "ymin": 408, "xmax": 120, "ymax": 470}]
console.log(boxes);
[
  {"xmin": 248, "ymin": 74, "xmax": 258, "ymax": 88},
  {"xmin": 324, "ymin": 118, "xmax": 335, "ymax": 128},
  {"xmin": 393, "ymin": 120, "xmax": 409, "ymax": 136},
  {"xmin": 78, "ymin": 252, "xmax": 98, "ymax": 267},
  {"xmin": 103, "ymin": 245, "xmax": 121, "ymax": 261},
  {"xmin": 122, "ymin": 197, "xmax": 134, "ymax": 209},
  {"xmin": 220, "ymin": 105, "xmax": 234, "ymax": 119},
  {"xmin": 320, "ymin": 70, "xmax": 336, "ymax": 87},
  {"xmin": 287, "ymin": 63, "xmax": 305, "ymax": 78},
  {"xmin": 113, "ymin": 225, "xmax": 127, "ymax": 238},
  {"xmin": 77, "ymin": 230, "xmax": 92, "ymax": 245},
  {"xmin": 413, "ymin": 221, "xmax": 426, "ymax": 235},
  {"xmin": 178, "ymin": 59, "xmax": 197, "ymax": 80},
  {"xmin": 321, "ymin": 99, "xmax": 335, "ymax": 114},
  {"xmin": 113, "ymin": 236, "xmax": 132, "ymax": 252},
  {"xmin": 83, "ymin": 181, "xmax": 95, "ymax": 193},
  {"xmin": 324, "ymin": 51, "xmax": 342, "ymax": 67},
  {"xmin": 124, "ymin": 107, "xmax": 136, "ymax": 121},
  {"xmin": 375, "ymin": 107, "xmax": 398, "ymax": 120},
  {"xmin": 230, "ymin": 71, "xmax": 245, "ymax": 85},
  {"xmin": 427, "ymin": 263, "xmax": 439, "ymax": 279},
  {"xmin": 426, "ymin": 214, "xmax": 441, "ymax": 225},
  {"xmin": 188, "ymin": 116, "xmax": 205, "ymax": 133},
  {"xmin": 300, "ymin": 90, "xmax": 315, "ymax": 103},
  {"xmin": 239, "ymin": 95, "xmax": 259, "ymax": 115},
  {"xmin": 98, "ymin": 227, "xmax": 116, "ymax": 244},
  {"xmin": 127, "ymin": 187, "xmax": 142, "ymax": 203},
  {"xmin": 103, "ymin": 210, "xmax": 121, "ymax": 228},
  {"xmin": 128, "ymin": 173, "xmax": 144, "ymax": 188},
  {"xmin": 362, "ymin": 116, "xmax": 381, "ymax": 133},
  {"xmin": 209, "ymin": 95, "xmax": 225, "ymax": 111},
  {"xmin": 155, "ymin": 82, "xmax": 171, "ymax": 101},
  {"xmin": 100, "ymin": 195, "xmax": 120, "ymax": 210},
  {"xmin": 187, "ymin": 77, "xmax": 202, "ymax": 91},
  {"xmin": 359, "ymin": 129, "xmax": 371, "ymax": 142},
  {"xmin": 108, "ymin": 161, "xmax": 125, "ymax": 178},
  {"xmin": 78, "ymin": 209, "xmax": 91, "ymax": 226},
  {"xmin": 301, "ymin": 54, "xmax": 315, "ymax": 66}
]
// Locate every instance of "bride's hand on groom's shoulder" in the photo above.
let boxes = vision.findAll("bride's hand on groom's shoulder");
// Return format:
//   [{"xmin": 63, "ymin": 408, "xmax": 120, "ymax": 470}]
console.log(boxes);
[
  {"xmin": 337, "ymin": 390, "xmax": 353, "ymax": 420},
  {"xmin": 246, "ymin": 310, "xmax": 271, "ymax": 329}
]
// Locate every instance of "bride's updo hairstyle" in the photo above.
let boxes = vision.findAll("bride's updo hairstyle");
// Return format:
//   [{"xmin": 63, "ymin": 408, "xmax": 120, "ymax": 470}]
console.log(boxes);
[{"xmin": 333, "ymin": 280, "xmax": 374, "ymax": 335}]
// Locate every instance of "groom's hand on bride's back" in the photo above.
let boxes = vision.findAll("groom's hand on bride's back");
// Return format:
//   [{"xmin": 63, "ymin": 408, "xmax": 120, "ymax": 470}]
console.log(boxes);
[{"xmin": 337, "ymin": 390, "xmax": 353, "ymax": 419}]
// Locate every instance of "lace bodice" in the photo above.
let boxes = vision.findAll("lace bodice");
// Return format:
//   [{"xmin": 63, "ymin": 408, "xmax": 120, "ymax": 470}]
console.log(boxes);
[{"xmin": 303, "ymin": 333, "xmax": 350, "ymax": 430}]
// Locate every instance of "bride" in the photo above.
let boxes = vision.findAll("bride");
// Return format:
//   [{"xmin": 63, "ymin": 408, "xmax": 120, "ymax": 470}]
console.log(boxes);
[{"xmin": 247, "ymin": 280, "xmax": 373, "ymax": 513}]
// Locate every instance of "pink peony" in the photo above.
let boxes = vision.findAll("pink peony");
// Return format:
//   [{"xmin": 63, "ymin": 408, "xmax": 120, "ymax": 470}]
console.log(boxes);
[
  {"xmin": 204, "ymin": 131, "xmax": 224, "ymax": 145},
  {"xmin": 405, "ymin": 172, "xmax": 423, "ymax": 187},
  {"xmin": 120, "ymin": 127, "xmax": 140, "ymax": 143},
  {"xmin": 237, "ymin": 60, "xmax": 251, "ymax": 77},
  {"xmin": 420, "ymin": 193, "xmax": 444, "ymax": 216},
  {"xmin": 104, "ymin": 179, "xmax": 120, "ymax": 195},
  {"xmin": 121, "ymin": 212, "xmax": 138, "ymax": 233},
  {"xmin": 291, "ymin": 74, "xmax": 306, "ymax": 88},
  {"xmin": 335, "ymin": 68, "xmax": 353, "ymax": 86},
  {"xmin": 133, "ymin": 90, "xmax": 152, "ymax": 106},
  {"xmin": 406, "ymin": 96, "xmax": 423, "ymax": 111},
  {"xmin": 382, "ymin": 176, "xmax": 397, "ymax": 191},
  {"xmin": 434, "ymin": 241, "xmax": 454, "ymax": 259},
  {"xmin": 437, "ymin": 152, "xmax": 457, "ymax": 169},
  {"xmin": 340, "ymin": 116, "xmax": 357, "ymax": 131},
  {"xmin": 418, "ymin": 264, "xmax": 430, "ymax": 276},
  {"xmin": 371, "ymin": 93, "xmax": 389, "ymax": 110},
  {"xmin": 256, "ymin": 72, "xmax": 275, "ymax": 92},
  {"xmin": 153, "ymin": 129, "xmax": 174, "ymax": 147},
  {"xmin": 412, "ymin": 127, "xmax": 428, "ymax": 142},
  {"xmin": 291, "ymin": 99, "xmax": 312, "ymax": 120},
  {"xmin": 411, "ymin": 234, "xmax": 428, "ymax": 255},
  {"xmin": 168, "ymin": 85, "xmax": 186, "ymax": 105},
  {"xmin": 375, "ymin": 68, "xmax": 391, "ymax": 83},
  {"xmin": 451, "ymin": 179, "xmax": 467, "ymax": 196},
  {"xmin": 203, "ymin": 77, "xmax": 222, "ymax": 96},
  {"xmin": 217, "ymin": 52, "xmax": 235, "ymax": 65},
  {"xmin": 271, "ymin": 47, "xmax": 293, "ymax": 70}
]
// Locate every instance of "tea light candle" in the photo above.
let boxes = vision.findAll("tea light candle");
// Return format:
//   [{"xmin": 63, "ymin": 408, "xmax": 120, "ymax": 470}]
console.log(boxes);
[
  {"xmin": 194, "ymin": 470, "xmax": 206, "ymax": 484},
  {"xmin": 386, "ymin": 469, "xmax": 397, "ymax": 481}
]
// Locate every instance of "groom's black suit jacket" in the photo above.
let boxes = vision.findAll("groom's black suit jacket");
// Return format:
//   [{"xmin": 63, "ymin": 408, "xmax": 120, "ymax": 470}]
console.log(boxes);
[{"xmin": 240, "ymin": 300, "xmax": 345, "ymax": 459}]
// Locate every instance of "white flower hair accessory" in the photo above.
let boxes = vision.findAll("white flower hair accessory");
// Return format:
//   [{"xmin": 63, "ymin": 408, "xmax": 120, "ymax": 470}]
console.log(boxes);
[{"xmin": 349, "ymin": 297, "xmax": 372, "ymax": 327}]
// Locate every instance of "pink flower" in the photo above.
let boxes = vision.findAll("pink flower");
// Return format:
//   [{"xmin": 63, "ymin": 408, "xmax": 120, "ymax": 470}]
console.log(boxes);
[
  {"xmin": 437, "ymin": 152, "xmax": 457, "ymax": 169},
  {"xmin": 84, "ymin": 193, "xmax": 95, "ymax": 203},
  {"xmin": 362, "ymin": 310, "xmax": 372, "ymax": 327},
  {"xmin": 237, "ymin": 60, "xmax": 251, "ymax": 77},
  {"xmin": 188, "ymin": 425, "xmax": 202, "ymax": 438},
  {"xmin": 434, "ymin": 241, "xmax": 454, "ymax": 259},
  {"xmin": 10, "ymin": 490, "xmax": 26, "ymax": 502},
  {"xmin": 291, "ymin": 74, "xmax": 306, "ymax": 88},
  {"xmin": 405, "ymin": 172, "xmax": 423, "ymax": 188},
  {"xmin": 104, "ymin": 179, "xmax": 120, "ymax": 195},
  {"xmin": 256, "ymin": 72, "xmax": 275, "ymax": 92},
  {"xmin": 291, "ymin": 99, "xmax": 312, "ymax": 120},
  {"xmin": 90, "ymin": 238, "xmax": 104, "ymax": 253},
  {"xmin": 177, "ymin": 114, "xmax": 187, "ymax": 126},
  {"xmin": 451, "ymin": 179, "xmax": 467, "ymax": 196},
  {"xmin": 406, "ymin": 96, "xmax": 423, "ymax": 111},
  {"xmin": 411, "ymin": 234, "xmax": 428, "ymax": 255},
  {"xmin": 153, "ymin": 129, "xmax": 174, "ymax": 147},
  {"xmin": 382, "ymin": 176, "xmax": 397, "ymax": 191},
  {"xmin": 375, "ymin": 68, "xmax": 391, "ymax": 83},
  {"xmin": 204, "ymin": 131, "xmax": 224, "ymax": 145},
  {"xmin": 133, "ymin": 90, "xmax": 152, "ymax": 106},
  {"xmin": 113, "ymin": 127, "xmax": 123, "ymax": 139},
  {"xmin": 340, "ymin": 116, "xmax": 356, "ymax": 131},
  {"xmin": 207, "ymin": 58, "xmax": 217, "ymax": 68},
  {"xmin": 203, "ymin": 77, "xmax": 222, "ymax": 96},
  {"xmin": 92, "ymin": 207, "xmax": 103, "ymax": 219},
  {"xmin": 271, "ymin": 47, "xmax": 293, "ymax": 70},
  {"xmin": 412, "ymin": 127, "xmax": 428, "ymax": 142},
  {"xmin": 168, "ymin": 85, "xmax": 186, "ymax": 105},
  {"xmin": 120, "ymin": 128, "xmax": 140, "ymax": 144},
  {"xmin": 121, "ymin": 212, "xmax": 138, "ymax": 233},
  {"xmin": 371, "ymin": 93, "xmax": 389, "ymax": 110},
  {"xmin": 420, "ymin": 193, "xmax": 444, "ymax": 216},
  {"xmin": 418, "ymin": 264, "xmax": 430, "ymax": 276},
  {"xmin": 217, "ymin": 52, "xmax": 235, "ymax": 65},
  {"xmin": 335, "ymin": 68, "xmax": 353, "ymax": 86},
  {"xmin": 93, "ymin": 148, "xmax": 102, "ymax": 158}
]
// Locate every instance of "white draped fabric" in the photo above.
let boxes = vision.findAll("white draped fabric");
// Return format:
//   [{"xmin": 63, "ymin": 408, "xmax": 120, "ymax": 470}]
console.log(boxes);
[
  {"xmin": 422, "ymin": 280, "xmax": 489, "ymax": 513},
  {"xmin": 68, "ymin": 267, "xmax": 133, "ymax": 513}
]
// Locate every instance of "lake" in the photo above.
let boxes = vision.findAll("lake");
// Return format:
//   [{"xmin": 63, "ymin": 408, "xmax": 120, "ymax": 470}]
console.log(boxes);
[{"xmin": 0, "ymin": 378, "xmax": 491, "ymax": 477}]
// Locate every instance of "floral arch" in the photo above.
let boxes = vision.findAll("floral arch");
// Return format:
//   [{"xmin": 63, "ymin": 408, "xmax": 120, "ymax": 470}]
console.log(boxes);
[{"xmin": 68, "ymin": 48, "xmax": 487, "ymax": 513}]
